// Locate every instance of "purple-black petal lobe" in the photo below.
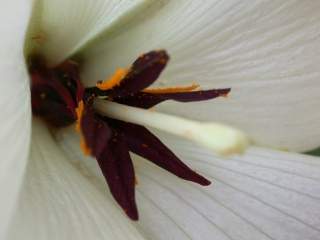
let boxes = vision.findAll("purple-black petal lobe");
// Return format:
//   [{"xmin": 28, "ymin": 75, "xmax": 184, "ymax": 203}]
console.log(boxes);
[
  {"xmin": 114, "ymin": 88, "xmax": 231, "ymax": 109},
  {"xmin": 80, "ymin": 105, "xmax": 112, "ymax": 158},
  {"xmin": 30, "ymin": 57, "xmax": 83, "ymax": 127},
  {"xmin": 95, "ymin": 130, "xmax": 138, "ymax": 220},
  {"xmin": 110, "ymin": 120, "xmax": 211, "ymax": 186},
  {"xmin": 86, "ymin": 50, "xmax": 169, "ymax": 98},
  {"xmin": 81, "ymin": 106, "xmax": 138, "ymax": 220}
]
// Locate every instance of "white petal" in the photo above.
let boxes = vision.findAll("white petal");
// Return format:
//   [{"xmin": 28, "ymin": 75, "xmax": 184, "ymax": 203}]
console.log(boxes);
[
  {"xmin": 55, "ymin": 128, "xmax": 320, "ymax": 240},
  {"xmin": 0, "ymin": 1, "xmax": 33, "ymax": 238},
  {"xmin": 7, "ymin": 119, "xmax": 145, "ymax": 240},
  {"xmin": 134, "ymin": 141, "xmax": 320, "ymax": 240},
  {"xmin": 27, "ymin": 0, "xmax": 152, "ymax": 65},
  {"xmin": 80, "ymin": 1, "xmax": 320, "ymax": 151}
]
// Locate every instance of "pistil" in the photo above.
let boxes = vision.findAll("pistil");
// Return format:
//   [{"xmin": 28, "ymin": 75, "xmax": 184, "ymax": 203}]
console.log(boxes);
[{"xmin": 94, "ymin": 100, "xmax": 249, "ymax": 155}]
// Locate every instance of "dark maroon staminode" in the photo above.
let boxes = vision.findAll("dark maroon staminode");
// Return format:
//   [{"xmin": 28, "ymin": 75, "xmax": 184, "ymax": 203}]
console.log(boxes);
[
  {"xmin": 30, "ymin": 57, "xmax": 84, "ymax": 127},
  {"xmin": 30, "ymin": 50, "xmax": 230, "ymax": 220}
]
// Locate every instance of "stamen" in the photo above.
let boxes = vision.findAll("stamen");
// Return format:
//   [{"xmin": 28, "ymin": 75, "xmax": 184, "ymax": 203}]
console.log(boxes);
[
  {"xmin": 75, "ymin": 100, "xmax": 84, "ymax": 132},
  {"xmin": 96, "ymin": 68, "xmax": 128, "ymax": 90},
  {"xmin": 29, "ymin": 50, "xmax": 247, "ymax": 221},
  {"xmin": 142, "ymin": 83, "xmax": 200, "ymax": 94},
  {"xmin": 75, "ymin": 100, "xmax": 91, "ymax": 155},
  {"xmin": 80, "ymin": 137, "xmax": 91, "ymax": 156},
  {"xmin": 94, "ymin": 100, "xmax": 249, "ymax": 155}
]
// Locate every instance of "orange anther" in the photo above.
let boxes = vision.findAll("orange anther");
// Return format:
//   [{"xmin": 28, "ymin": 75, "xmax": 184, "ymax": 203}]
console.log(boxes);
[
  {"xmin": 75, "ymin": 100, "xmax": 84, "ymax": 132},
  {"xmin": 80, "ymin": 137, "xmax": 91, "ymax": 156},
  {"xmin": 96, "ymin": 68, "xmax": 128, "ymax": 90},
  {"xmin": 143, "ymin": 83, "xmax": 200, "ymax": 94},
  {"xmin": 75, "ymin": 100, "xmax": 91, "ymax": 155}
]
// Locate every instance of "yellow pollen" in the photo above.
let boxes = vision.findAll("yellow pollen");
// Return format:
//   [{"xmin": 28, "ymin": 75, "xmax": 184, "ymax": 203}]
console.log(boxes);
[
  {"xmin": 75, "ymin": 100, "xmax": 91, "ymax": 155},
  {"xmin": 96, "ymin": 68, "xmax": 128, "ymax": 90},
  {"xmin": 75, "ymin": 100, "xmax": 84, "ymax": 132},
  {"xmin": 80, "ymin": 137, "xmax": 91, "ymax": 156},
  {"xmin": 143, "ymin": 83, "xmax": 200, "ymax": 94}
]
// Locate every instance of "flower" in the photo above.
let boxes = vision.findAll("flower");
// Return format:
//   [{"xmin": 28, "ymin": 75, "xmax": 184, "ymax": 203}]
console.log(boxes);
[{"xmin": 1, "ymin": 1, "xmax": 320, "ymax": 240}]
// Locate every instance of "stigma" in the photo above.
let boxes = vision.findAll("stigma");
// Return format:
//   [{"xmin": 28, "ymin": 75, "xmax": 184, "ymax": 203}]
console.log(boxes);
[{"xmin": 29, "ymin": 50, "xmax": 249, "ymax": 220}]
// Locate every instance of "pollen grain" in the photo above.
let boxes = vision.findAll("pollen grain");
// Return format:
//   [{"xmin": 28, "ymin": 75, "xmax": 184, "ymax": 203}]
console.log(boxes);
[
  {"xmin": 75, "ymin": 100, "xmax": 91, "ymax": 155},
  {"xmin": 75, "ymin": 100, "xmax": 84, "ymax": 132},
  {"xmin": 80, "ymin": 137, "xmax": 91, "ymax": 156},
  {"xmin": 143, "ymin": 83, "xmax": 200, "ymax": 94},
  {"xmin": 96, "ymin": 68, "xmax": 128, "ymax": 90}
]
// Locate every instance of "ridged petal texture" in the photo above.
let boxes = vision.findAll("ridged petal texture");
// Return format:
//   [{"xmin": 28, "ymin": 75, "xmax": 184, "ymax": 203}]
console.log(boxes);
[
  {"xmin": 79, "ymin": 0, "xmax": 320, "ymax": 151},
  {"xmin": 6, "ymin": 1, "xmax": 320, "ymax": 239},
  {"xmin": 7, "ymin": 119, "xmax": 145, "ymax": 240},
  {"xmin": 56, "ymin": 128, "xmax": 320, "ymax": 240},
  {"xmin": 0, "ymin": 0, "xmax": 32, "ymax": 238},
  {"xmin": 26, "ymin": 0, "xmax": 151, "ymax": 65}
]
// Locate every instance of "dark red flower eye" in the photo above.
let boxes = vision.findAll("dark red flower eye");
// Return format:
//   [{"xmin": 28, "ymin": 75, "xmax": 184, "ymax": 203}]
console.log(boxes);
[{"xmin": 30, "ymin": 57, "xmax": 80, "ymax": 127}]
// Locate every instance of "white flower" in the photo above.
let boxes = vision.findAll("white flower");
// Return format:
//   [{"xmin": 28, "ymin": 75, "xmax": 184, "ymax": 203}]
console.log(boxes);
[{"xmin": 1, "ymin": 0, "xmax": 320, "ymax": 239}]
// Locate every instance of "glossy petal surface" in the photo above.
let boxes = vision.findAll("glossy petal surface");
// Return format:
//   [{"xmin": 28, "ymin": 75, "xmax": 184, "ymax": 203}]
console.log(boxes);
[
  {"xmin": 8, "ymin": 119, "xmax": 145, "ymax": 240},
  {"xmin": 80, "ymin": 0, "xmax": 320, "ymax": 151},
  {"xmin": 0, "ymin": 1, "xmax": 32, "ymax": 238},
  {"xmin": 27, "ymin": 0, "xmax": 151, "ymax": 65},
  {"xmin": 135, "ymin": 137, "xmax": 320, "ymax": 240},
  {"xmin": 56, "ymin": 128, "xmax": 320, "ymax": 240}
]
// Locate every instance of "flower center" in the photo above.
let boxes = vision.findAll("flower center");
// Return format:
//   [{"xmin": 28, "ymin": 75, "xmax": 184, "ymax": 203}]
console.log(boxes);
[{"xmin": 29, "ymin": 50, "xmax": 248, "ymax": 220}]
